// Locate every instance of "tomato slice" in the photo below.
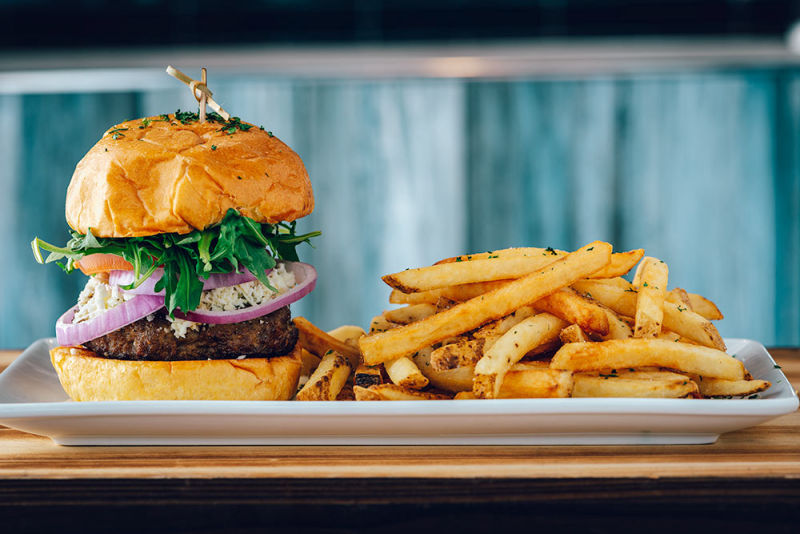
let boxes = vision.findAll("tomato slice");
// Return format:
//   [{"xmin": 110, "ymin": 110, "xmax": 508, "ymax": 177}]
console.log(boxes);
[{"xmin": 75, "ymin": 253, "xmax": 133, "ymax": 275}]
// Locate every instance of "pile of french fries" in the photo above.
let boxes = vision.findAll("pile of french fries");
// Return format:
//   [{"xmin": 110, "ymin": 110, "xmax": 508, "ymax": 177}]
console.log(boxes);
[{"xmin": 293, "ymin": 241, "xmax": 770, "ymax": 401}]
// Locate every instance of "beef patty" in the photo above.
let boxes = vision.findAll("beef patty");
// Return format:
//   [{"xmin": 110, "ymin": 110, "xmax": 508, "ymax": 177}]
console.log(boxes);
[{"xmin": 84, "ymin": 306, "xmax": 298, "ymax": 361}]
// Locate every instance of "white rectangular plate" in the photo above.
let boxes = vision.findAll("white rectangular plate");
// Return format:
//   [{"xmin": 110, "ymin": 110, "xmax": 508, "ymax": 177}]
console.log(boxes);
[{"xmin": 0, "ymin": 338, "xmax": 796, "ymax": 445}]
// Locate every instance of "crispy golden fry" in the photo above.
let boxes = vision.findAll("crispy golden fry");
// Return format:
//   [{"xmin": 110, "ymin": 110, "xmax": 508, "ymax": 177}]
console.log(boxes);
[
  {"xmin": 633, "ymin": 257, "xmax": 669, "ymax": 338},
  {"xmin": 573, "ymin": 370, "xmax": 698, "ymax": 398},
  {"xmin": 384, "ymin": 246, "xmax": 628, "ymax": 293},
  {"xmin": 657, "ymin": 330, "xmax": 683, "ymax": 342},
  {"xmin": 299, "ymin": 348, "xmax": 322, "ymax": 378},
  {"xmin": 591, "ymin": 249, "xmax": 645, "ymax": 278},
  {"xmin": 572, "ymin": 280, "xmax": 724, "ymax": 350},
  {"xmin": 383, "ymin": 304, "xmax": 439, "ymax": 324},
  {"xmin": 691, "ymin": 376, "xmax": 771, "ymax": 397},
  {"xmin": 687, "ymin": 293, "xmax": 724, "ymax": 320},
  {"xmin": 383, "ymin": 256, "xmax": 561, "ymax": 293},
  {"xmin": 473, "ymin": 306, "xmax": 537, "ymax": 342},
  {"xmin": 666, "ymin": 288, "xmax": 692, "ymax": 310},
  {"xmin": 353, "ymin": 385, "xmax": 382, "ymax": 401},
  {"xmin": 499, "ymin": 363, "xmax": 573, "ymax": 398},
  {"xmin": 534, "ymin": 288, "xmax": 610, "ymax": 336},
  {"xmin": 423, "ymin": 366, "xmax": 475, "ymax": 393},
  {"xmin": 473, "ymin": 312, "xmax": 568, "ymax": 398},
  {"xmin": 560, "ymin": 324, "xmax": 590, "ymax": 344},
  {"xmin": 370, "ymin": 314, "xmax": 400, "ymax": 334},
  {"xmin": 437, "ymin": 248, "xmax": 643, "ymax": 279},
  {"xmin": 389, "ymin": 288, "xmax": 444, "ymax": 305},
  {"xmin": 663, "ymin": 300, "xmax": 726, "ymax": 351},
  {"xmin": 353, "ymin": 384, "xmax": 451, "ymax": 401},
  {"xmin": 385, "ymin": 356, "xmax": 430, "ymax": 389},
  {"xmin": 360, "ymin": 242, "xmax": 612, "ymax": 366},
  {"xmin": 441, "ymin": 280, "xmax": 511, "ymax": 301},
  {"xmin": 354, "ymin": 363, "xmax": 383, "ymax": 388},
  {"xmin": 389, "ymin": 281, "xmax": 511, "ymax": 305},
  {"xmin": 437, "ymin": 247, "xmax": 565, "ymax": 263},
  {"xmin": 600, "ymin": 305, "xmax": 633, "ymax": 340},
  {"xmin": 583, "ymin": 277, "xmax": 634, "ymax": 290},
  {"xmin": 296, "ymin": 351, "xmax": 351, "ymax": 401},
  {"xmin": 326, "ymin": 325, "xmax": 367, "ymax": 347},
  {"xmin": 551, "ymin": 339, "xmax": 745, "ymax": 380},
  {"xmin": 413, "ymin": 347, "xmax": 474, "ymax": 393},
  {"xmin": 573, "ymin": 279, "xmax": 637, "ymax": 312},
  {"xmin": 430, "ymin": 338, "xmax": 485, "ymax": 371},
  {"xmin": 294, "ymin": 317, "xmax": 361, "ymax": 368},
  {"xmin": 454, "ymin": 391, "xmax": 477, "ymax": 400}
]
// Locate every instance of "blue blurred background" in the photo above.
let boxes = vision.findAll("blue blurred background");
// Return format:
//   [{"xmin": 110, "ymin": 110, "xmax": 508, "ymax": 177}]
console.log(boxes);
[{"xmin": 1, "ymin": 1, "xmax": 799, "ymax": 346}]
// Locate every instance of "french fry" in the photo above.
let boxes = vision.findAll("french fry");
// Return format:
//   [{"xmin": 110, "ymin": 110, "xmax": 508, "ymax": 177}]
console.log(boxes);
[
  {"xmin": 383, "ymin": 304, "xmax": 439, "ymax": 324},
  {"xmin": 572, "ymin": 280, "xmax": 724, "ymax": 350},
  {"xmin": 560, "ymin": 324, "xmax": 590, "ymax": 344},
  {"xmin": 633, "ymin": 257, "xmax": 669, "ymax": 338},
  {"xmin": 573, "ymin": 370, "xmax": 698, "ymax": 398},
  {"xmin": 663, "ymin": 300, "xmax": 726, "ymax": 351},
  {"xmin": 687, "ymin": 293, "xmax": 724, "ymax": 320},
  {"xmin": 666, "ymin": 288, "xmax": 692, "ymax": 310},
  {"xmin": 389, "ymin": 281, "xmax": 511, "ymax": 304},
  {"xmin": 534, "ymin": 288, "xmax": 610, "ymax": 336},
  {"xmin": 454, "ymin": 391, "xmax": 478, "ymax": 400},
  {"xmin": 383, "ymin": 246, "xmax": 629, "ymax": 293},
  {"xmin": 473, "ymin": 312, "xmax": 568, "ymax": 398},
  {"xmin": 360, "ymin": 242, "xmax": 612, "ymax": 366},
  {"xmin": 370, "ymin": 314, "xmax": 400, "ymax": 334},
  {"xmin": 551, "ymin": 339, "xmax": 745, "ymax": 380},
  {"xmin": 299, "ymin": 348, "xmax": 322, "ymax": 378},
  {"xmin": 353, "ymin": 385, "xmax": 382, "ymax": 401},
  {"xmin": 437, "ymin": 247, "xmax": 565, "ymax": 263},
  {"xmin": 294, "ymin": 317, "xmax": 361, "ymax": 369},
  {"xmin": 385, "ymin": 356, "xmax": 429, "ymax": 389},
  {"xmin": 657, "ymin": 330, "xmax": 683, "ymax": 342},
  {"xmin": 296, "ymin": 351, "xmax": 351, "ymax": 401},
  {"xmin": 353, "ymin": 384, "xmax": 451, "ymax": 401},
  {"xmin": 473, "ymin": 306, "xmax": 537, "ymax": 343},
  {"xmin": 691, "ymin": 376, "xmax": 771, "ymax": 398},
  {"xmin": 499, "ymin": 362, "xmax": 573, "ymax": 398},
  {"xmin": 354, "ymin": 363, "xmax": 383, "ymax": 388},
  {"xmin": 430, "ymin": 338, "xmax": 485, "ymax": 371},
  {"xmin": 591, "ymin": 249, "xmax": 645, "ymax": 278},
  {"xmin": 326, "ymin": 325, "xmax": 367, "ymax": 347},
  {"xmin": 424, "ymin": 365, "xmax": 475, "ymax": 393},
  {"xmin": 389, "ymin": 288, "xmax": 444, "ymax": 305},
  {"xmin": 438, "ymin": 247, "xmax": 643, "ymax": 279},
  {"xmin": 600, "ymin": 306, "xmax": 633, "ymax": 340}
]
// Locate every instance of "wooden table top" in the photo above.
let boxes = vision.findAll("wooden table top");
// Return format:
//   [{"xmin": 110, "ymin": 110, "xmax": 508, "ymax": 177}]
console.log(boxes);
[{"xmin": 1, "ymin": 348, "xmax": 799, "ymax": 532}]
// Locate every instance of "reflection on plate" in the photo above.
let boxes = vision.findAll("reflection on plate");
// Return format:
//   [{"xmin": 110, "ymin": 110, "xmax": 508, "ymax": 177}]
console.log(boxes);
[{"xmin": 0, "ymin": 338, "xmax": 796, "ymax": 446}]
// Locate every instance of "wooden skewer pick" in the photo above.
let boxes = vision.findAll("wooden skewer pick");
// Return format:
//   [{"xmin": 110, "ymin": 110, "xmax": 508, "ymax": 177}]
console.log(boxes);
[
  {"xmin": 199, "ymin": 68, "xmax": 207, "ymax": 122},
  {"xmin": 165, "ymin": 65, "xmax": 231, "ymax": 121}
]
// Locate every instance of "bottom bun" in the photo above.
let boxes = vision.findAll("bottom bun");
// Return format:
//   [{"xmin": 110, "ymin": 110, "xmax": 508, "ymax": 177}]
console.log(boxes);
[{"xmin": 50, "ymin": 345, "xmax": 302, "ymax": 401}]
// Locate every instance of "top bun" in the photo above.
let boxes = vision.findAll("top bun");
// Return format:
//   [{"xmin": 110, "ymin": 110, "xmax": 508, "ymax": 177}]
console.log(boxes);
[{"xmin": 66, "ymin": 113, "xmax": 314, "ymax": 237}]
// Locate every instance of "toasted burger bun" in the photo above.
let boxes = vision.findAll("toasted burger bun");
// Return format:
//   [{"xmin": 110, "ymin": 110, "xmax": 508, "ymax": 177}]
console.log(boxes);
[
  {"xmin": 66, "ymin": 114, "xmax": 314, "ymax": 237},
  {"xmin": 50, "ymin": 345, "xmax": 303, "ymax": 401}
]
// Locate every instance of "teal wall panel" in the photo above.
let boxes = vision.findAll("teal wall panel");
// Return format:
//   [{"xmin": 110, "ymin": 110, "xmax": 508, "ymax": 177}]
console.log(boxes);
[
  {"xmin": 0, "ymin": 70, "xmax": 797, "ymax": 346},
  {"xmin": 775, "ymin": 73, "xmax": 800, "ymax": 346}
]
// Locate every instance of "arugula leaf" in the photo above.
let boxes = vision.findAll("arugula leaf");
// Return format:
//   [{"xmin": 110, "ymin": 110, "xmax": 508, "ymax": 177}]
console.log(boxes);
[{"xmin": 31, "ymin": 209, "xmax": 319, "ymax": 316}]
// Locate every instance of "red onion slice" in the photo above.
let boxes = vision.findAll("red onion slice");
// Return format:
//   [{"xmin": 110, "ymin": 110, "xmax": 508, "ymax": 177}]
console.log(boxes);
[
  {"xmin": 173, "ymin": 262, "xmax": 317, "ymax": 325},
  {"xmin": 56, "ymin": 294, "xmax": 164, "ymax": 347},
  {"xmin": 108, "ymin": 268, "xmax": 265, "ymax": 296}
]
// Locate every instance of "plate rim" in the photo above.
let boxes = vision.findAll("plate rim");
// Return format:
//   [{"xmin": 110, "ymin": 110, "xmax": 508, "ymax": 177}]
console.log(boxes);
[{"xmin": 0, "ymin": 337, "xmax": 796, "ymax": 420}]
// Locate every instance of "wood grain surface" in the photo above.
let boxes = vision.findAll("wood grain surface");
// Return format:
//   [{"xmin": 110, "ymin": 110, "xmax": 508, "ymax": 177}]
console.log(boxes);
[
  {"xmin": 0, "ymin": 348, "xmax": 797, "ymax": 482},
  {"xmin": 1, "ymin": 348, "xmax": 798, "ymax": 533}
]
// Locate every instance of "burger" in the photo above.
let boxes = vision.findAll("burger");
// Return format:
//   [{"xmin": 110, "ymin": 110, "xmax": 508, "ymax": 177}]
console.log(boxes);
[{"xmin": 32, "ymin": 110, "xmax": 319, "ymax": 401}]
